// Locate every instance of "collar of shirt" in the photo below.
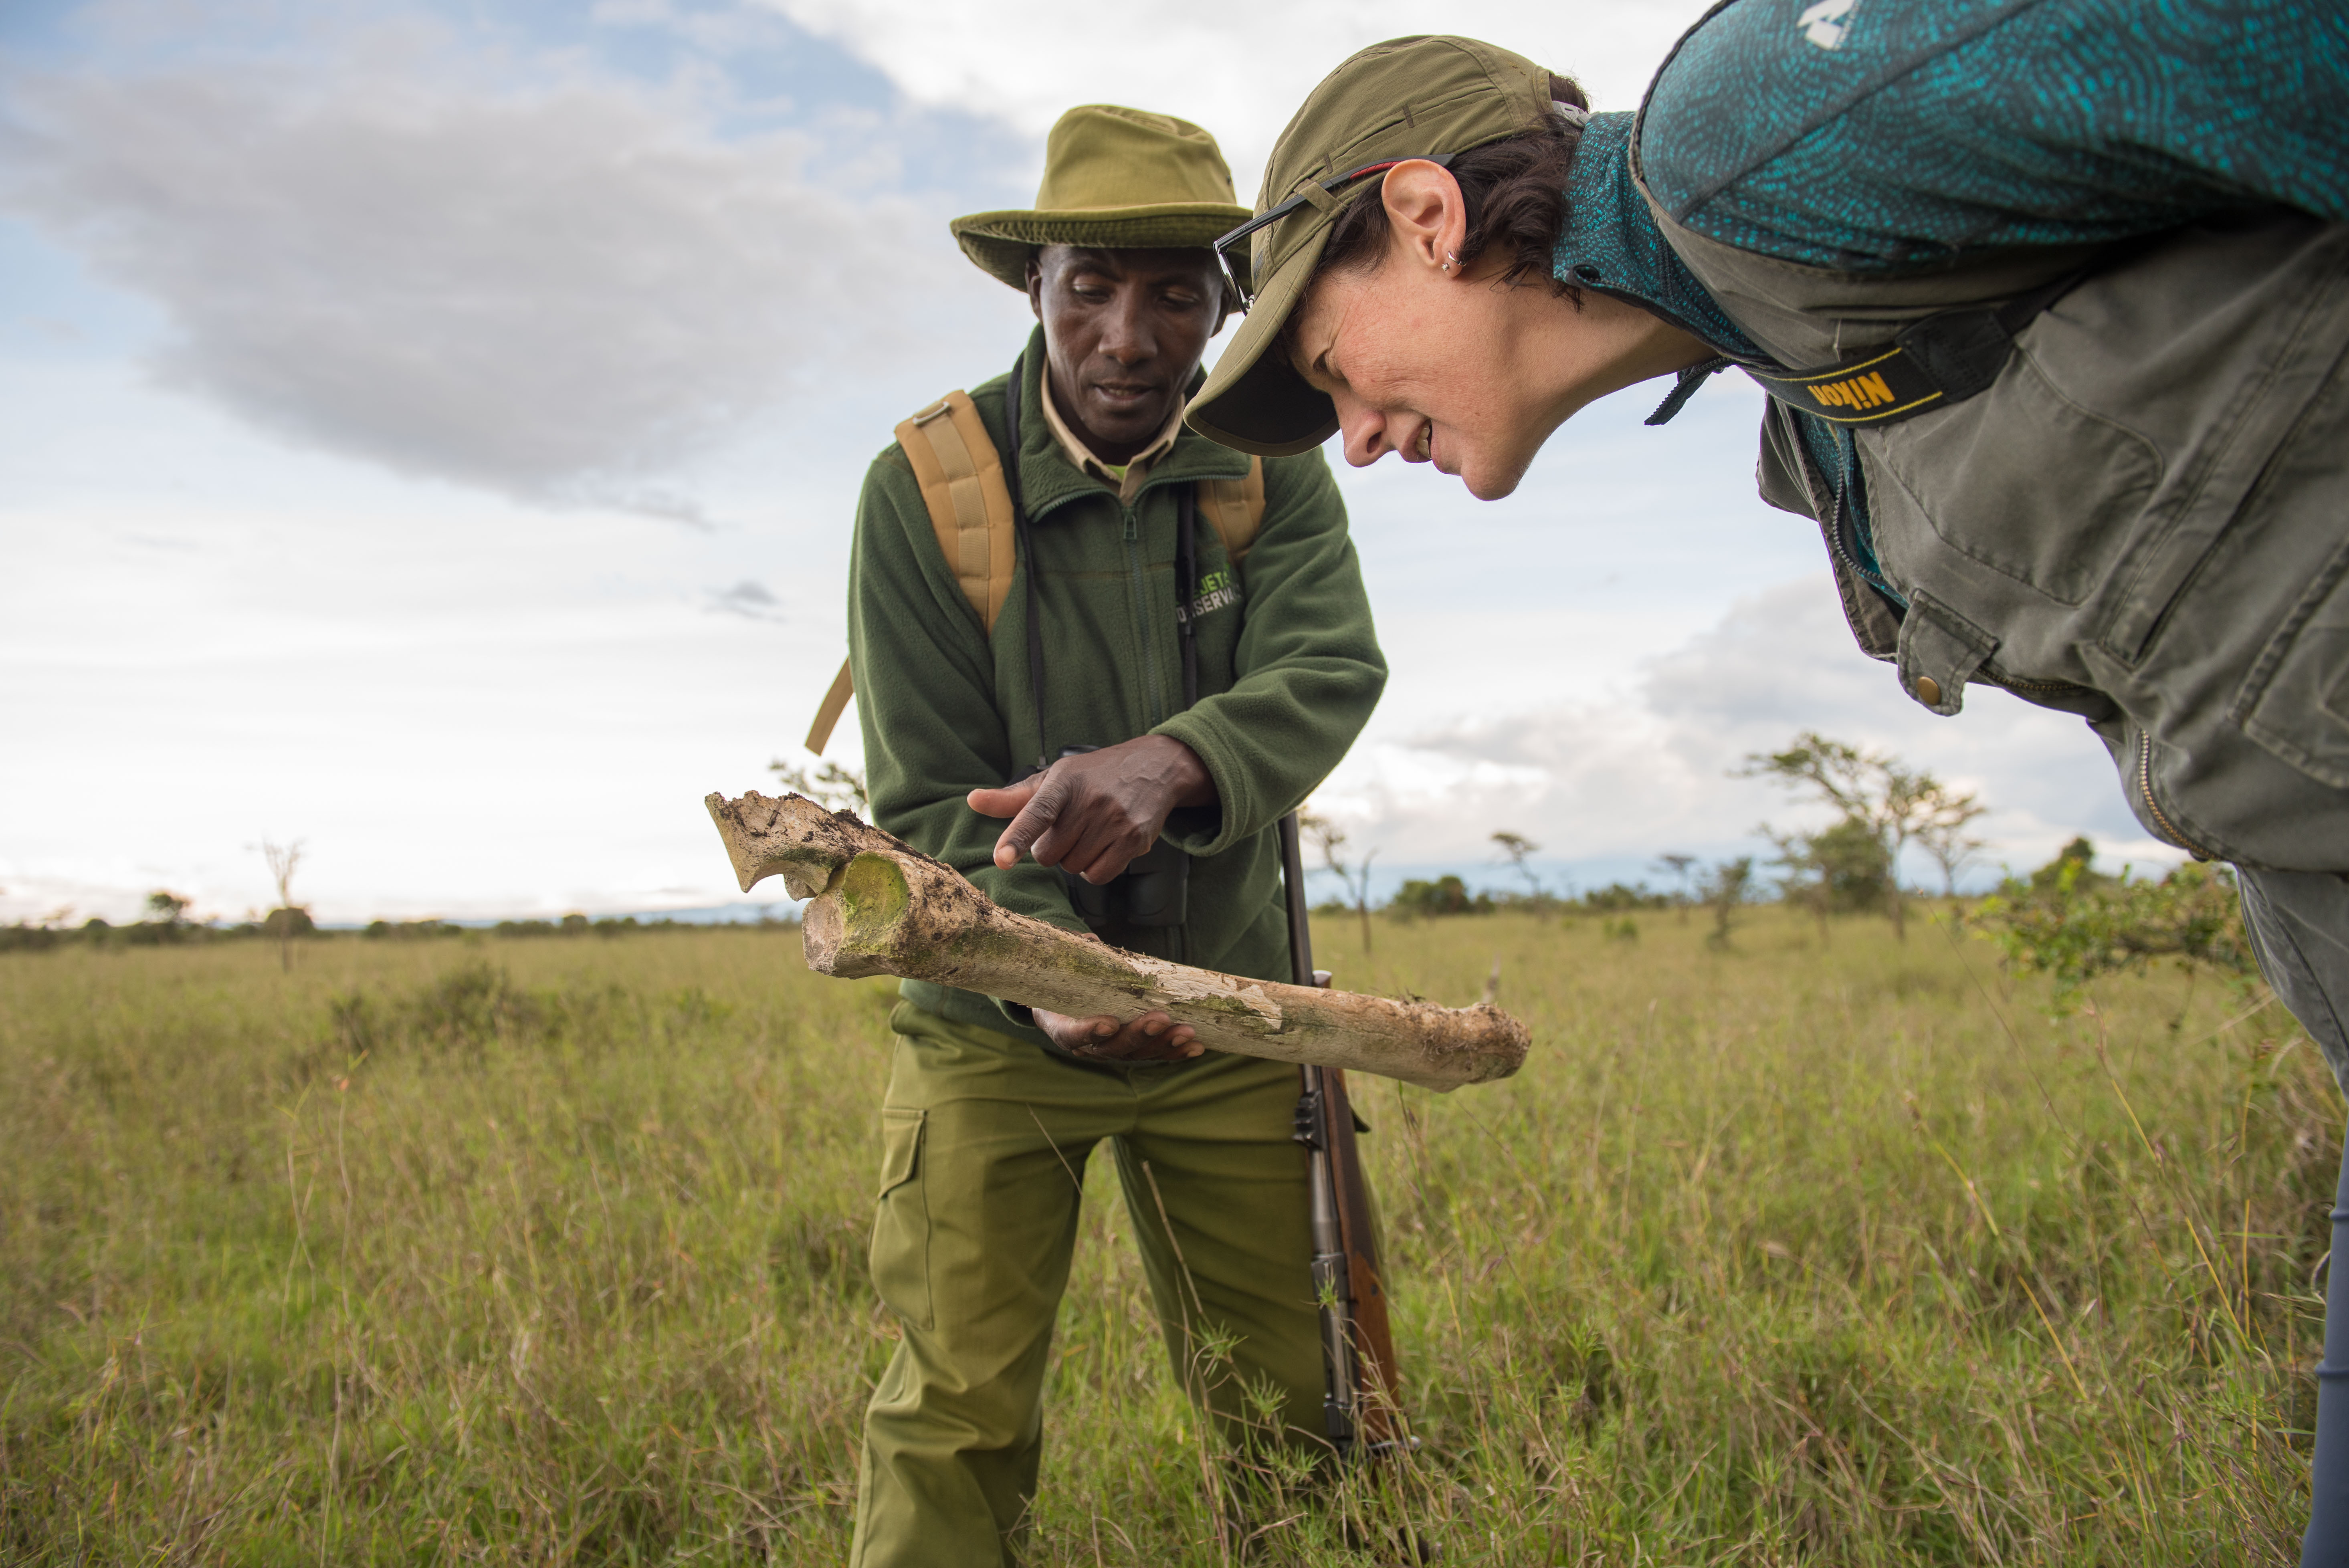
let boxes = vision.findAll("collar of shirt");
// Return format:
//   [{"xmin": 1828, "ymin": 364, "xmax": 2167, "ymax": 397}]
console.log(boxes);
[
  {"xmin": 1561, "ymin": 114, "xmax": 1886, "ymax": 600},
  {"xmin": 1038, "ymin": 377, "xmax": 1184, "ymax": 505},
  {"xmin": 1550, "ymin": 111, "xmax": 1764, "ymax": 364}
]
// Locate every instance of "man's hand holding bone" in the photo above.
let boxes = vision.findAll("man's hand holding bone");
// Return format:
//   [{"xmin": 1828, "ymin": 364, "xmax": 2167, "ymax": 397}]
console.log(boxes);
[{"xmin": 967, "ymin": 734, "xmax": 1216, "ymax": 1061}]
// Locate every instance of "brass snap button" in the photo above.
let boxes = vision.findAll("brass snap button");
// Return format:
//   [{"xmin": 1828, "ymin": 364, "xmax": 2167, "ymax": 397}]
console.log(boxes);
[{"xmin": 1914, "ymin": 675, "xmax": 1943, "ymax": 705}]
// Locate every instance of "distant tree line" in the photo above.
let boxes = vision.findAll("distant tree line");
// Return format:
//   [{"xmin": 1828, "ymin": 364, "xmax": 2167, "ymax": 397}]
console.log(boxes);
[
  {"xmin": 0, "ymin": 904, "xmax": 795, "ymax": 952},
  {"xmin": 1292, "ymin": 730, "xmax": 2257, "ymax": 1003},
  {"xmin": 14, "ymin": 738, "xmax": 2246, "ymax": 994}
]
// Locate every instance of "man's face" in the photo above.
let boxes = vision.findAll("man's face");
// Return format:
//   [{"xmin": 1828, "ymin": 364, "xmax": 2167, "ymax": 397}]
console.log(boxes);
[{"xmin": 1027, "ymin": 245, "xmax": 1225, "ymax": 462}]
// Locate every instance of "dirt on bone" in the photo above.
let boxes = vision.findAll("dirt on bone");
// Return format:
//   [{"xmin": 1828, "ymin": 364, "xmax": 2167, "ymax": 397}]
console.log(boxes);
[
  {"xmin": 704, "ymin": 791, "xmax": 945, "ymax": 898},
  {"xmin": 701, "ymin": 789, "xmax": 1530, "ymax": 1089}
]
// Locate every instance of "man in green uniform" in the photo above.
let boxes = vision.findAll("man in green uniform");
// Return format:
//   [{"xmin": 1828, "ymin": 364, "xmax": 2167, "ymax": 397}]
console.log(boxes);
[{"xmin": 840, "ymin": 104, "xmax": 1387, "ymax": 1567}]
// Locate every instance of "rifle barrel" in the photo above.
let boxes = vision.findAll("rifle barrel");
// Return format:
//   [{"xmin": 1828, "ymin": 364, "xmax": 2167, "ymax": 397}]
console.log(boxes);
[
  {"xmin": 1285, "ymin": 811, "xmax": 1376, "ymax": 1451},
  {"xmin": 1277, "ymin": 812, "xmax": 1315, "ymax": 985}
]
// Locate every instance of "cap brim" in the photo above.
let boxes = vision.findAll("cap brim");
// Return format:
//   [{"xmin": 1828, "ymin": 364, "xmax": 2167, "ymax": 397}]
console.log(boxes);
[
  {"xmin": 1182, "ymin": 221, "xmax": 1338, "ymax": 457},
  {"xmin": 949, "ymin": 204, "xmax": 1252, "ymax": 290}
]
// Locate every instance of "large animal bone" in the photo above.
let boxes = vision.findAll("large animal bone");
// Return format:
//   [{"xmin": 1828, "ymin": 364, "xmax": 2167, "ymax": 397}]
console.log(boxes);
[{"xmin": 705, "ymin": 791, "xmax": 1527, "ymax": 1092}]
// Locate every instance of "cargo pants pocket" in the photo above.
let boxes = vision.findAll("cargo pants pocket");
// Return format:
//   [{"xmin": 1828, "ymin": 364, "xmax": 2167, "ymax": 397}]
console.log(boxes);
[{"xmin": 869, "ymin": 1107, "xmax": 932, "ymax": 1330}]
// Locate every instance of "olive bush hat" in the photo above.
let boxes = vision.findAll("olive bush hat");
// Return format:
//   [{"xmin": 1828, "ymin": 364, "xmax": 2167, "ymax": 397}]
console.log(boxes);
[
  {"xmin": 1186, "ymin": 37, "xmax": 1561, "ymax": 456},
  {"xmin": 949, "ymin": 105, "xmax": 1253, "ymax": 290}
]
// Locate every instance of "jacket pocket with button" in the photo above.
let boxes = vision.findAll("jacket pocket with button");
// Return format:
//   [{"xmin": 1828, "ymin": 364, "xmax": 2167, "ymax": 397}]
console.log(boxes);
[
  {"xmin": 1867, "ymin": 349, "xmax": 2161, "ymax": 607},
  {"xmin": 1895, "ymin": 590, "xmax": 1999, "ymax": 716},
  {"xmin": 869, "ymin": 1107, "xmax": 932, "ymax": 1330}
]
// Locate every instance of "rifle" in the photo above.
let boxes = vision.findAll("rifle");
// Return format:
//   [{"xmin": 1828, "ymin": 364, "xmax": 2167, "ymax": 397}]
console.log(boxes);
[{"xmin": 1277, "ymin": 811, "xmax": 1403, "ymax": 1457}]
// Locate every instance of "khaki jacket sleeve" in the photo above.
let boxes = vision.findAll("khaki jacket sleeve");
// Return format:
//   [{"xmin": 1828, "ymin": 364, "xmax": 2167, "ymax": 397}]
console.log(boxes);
[
  {"xmin": 848, "ymin": 448, "xmax": 1088, "ymax": 939},
  {"xmin": 1152, "ymin": 448, "xmax": 1387, "ymax": 856}
]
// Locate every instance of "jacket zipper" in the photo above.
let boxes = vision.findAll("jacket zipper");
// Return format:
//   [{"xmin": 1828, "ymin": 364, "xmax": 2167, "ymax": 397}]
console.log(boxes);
[
  {"xmin": 1981, "ymin": 669, "xmax": 2090, "ymax": 698},
  {"xmin": 1796, "ymin": 422, "xmax": 1905, "ymax": 616},
  {"xmin": 1122, "ymin": 502, "xmax": 1165, "ymax": 727},
  {"xmin": 2137, "ymin": 731, "xmax": 2213, "ymax": 859}
]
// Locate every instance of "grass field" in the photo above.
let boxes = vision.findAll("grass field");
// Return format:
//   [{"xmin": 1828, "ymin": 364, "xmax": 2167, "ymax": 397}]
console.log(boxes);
[{"xmin": 1, "ymin": 906, "xmax": 2337, "ymax": 1564}]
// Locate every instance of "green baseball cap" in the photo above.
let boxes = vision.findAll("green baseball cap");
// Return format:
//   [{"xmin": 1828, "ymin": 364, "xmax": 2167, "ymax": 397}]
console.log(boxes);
[
  {"xmin": 950, "ymin": 105, "xmax": 1253, "ymax": 291},
  {"xmin": 1185, "ymin": 36, "xmax": 1564, "ymax": 456}
]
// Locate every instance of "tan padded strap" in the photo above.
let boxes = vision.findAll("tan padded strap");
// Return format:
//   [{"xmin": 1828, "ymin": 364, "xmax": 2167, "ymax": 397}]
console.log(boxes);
[
  {"xmin": 892, "ymin": 390, "xmax": 1018, "ymax": 633},
  {"xmin": 814, "ymin": 410, "xmax": 1250, "ymax": 754},
  {"xmin": 804, "ymin": 656, "xmax": 854, "ymax": 754},
  {"xmin": 1195, "ymin": 456, "xmax": 1267, "ymax": 563},
  {"xmin": 809, "ymin": 388, "xmax": 1016, "ymax": 755}
]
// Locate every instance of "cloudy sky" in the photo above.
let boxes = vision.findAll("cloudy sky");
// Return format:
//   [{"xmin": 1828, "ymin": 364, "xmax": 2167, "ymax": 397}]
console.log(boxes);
[{"xmin": 0, "ymin": 0, "xmax": 2172, "ymax": 924}]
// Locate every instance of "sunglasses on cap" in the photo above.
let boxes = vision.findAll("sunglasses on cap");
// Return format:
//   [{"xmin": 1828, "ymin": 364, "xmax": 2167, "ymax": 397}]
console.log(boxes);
[{"xmin": 1212, "ymin": 152, "xmax": 1458, "ymax": 313}]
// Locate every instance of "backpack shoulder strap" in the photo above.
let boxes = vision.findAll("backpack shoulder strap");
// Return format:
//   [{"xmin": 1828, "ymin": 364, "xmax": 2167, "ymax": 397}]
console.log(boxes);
[
  {"xmin": 895, "ymin": 390, "xmax": 1019, "ymax": 629},
  {"xmin": 804, "ymin": 656, "xmax": 856, "ymax": 754},
  {"xmin": 805, "ymin": 388, "xmax": 1018, "ymax": 755},
  {"xmin": 1194, "ymin": 456, "xmax": 1267, "ymax": 564}
]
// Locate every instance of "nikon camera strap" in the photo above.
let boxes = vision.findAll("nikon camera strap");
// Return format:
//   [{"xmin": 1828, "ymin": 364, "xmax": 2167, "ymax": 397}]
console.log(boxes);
[{"xmin": 1738, "ymin": 265, "xmax": 2106, "ymax": 428}]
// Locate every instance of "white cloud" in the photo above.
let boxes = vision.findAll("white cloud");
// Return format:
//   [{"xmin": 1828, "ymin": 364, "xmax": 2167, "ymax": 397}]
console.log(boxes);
[
  {"xmin": 1, "ymin": 40, "xmax": 988, "ymax": 509},
  {"xmin": 1315, "ymin": 575, "xmax": 2182, "ymax": 886},
  {"xmin": 758, "ymin": 0, "xmax": 1717, "ymax": 197},
  {"xmin": 0, "ymin": 457, "xmax": 831, "ymax": 926}
]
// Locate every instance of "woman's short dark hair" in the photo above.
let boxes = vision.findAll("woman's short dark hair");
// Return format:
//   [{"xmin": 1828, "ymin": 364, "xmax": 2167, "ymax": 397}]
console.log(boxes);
[{"xmin": 1315, "ymin": 72, "xmax": 1589, "ymax": 298}]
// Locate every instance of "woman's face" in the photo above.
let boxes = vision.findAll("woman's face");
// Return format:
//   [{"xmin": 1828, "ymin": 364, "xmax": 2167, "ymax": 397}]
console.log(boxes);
[
  {"xmin": 1284, "ymin": 163, "xmax": 1709, "ymax": 500},
  {"xmin": 1287, "ymin": 254, "xmax": 1561, "ymax": 500}
]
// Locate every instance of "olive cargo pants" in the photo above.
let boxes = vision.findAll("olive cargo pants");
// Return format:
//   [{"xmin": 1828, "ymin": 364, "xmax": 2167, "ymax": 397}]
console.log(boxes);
[{"xmin": 848, "ymin": 1001, "xmax": 1328, "ymax": 1568}]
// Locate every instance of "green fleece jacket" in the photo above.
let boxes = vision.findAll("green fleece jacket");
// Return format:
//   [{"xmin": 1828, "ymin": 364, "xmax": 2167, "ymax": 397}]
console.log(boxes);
[{"xmin": 848, "ymin": 329, "xmax": 1386, "ymax": 1048}]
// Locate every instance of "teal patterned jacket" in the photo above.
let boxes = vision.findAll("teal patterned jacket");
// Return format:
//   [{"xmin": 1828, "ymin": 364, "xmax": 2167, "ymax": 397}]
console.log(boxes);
[{"xmin": 1551, "ymin": 0, "xmax": 2347, "ymax": 604}]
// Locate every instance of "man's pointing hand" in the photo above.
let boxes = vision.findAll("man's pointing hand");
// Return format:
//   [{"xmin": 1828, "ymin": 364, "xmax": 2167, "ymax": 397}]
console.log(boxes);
[{"xmin": 967, "ymin": 734, "xmax": 1216, "ymax": 882}]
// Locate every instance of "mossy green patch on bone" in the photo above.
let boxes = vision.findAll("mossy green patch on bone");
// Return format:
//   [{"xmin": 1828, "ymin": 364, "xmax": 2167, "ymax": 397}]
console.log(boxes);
[
  {"xmin": 834, "ymin": 855, "xmax": 911, "ymax": 950},
  {"xmin": 1192, "ymin": 990, "xmax": 1283, "ymax": 1029}
]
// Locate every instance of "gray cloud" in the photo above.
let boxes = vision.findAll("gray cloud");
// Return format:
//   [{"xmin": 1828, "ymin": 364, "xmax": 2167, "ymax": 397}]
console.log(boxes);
[
  {"xmin": 1320, "ymin": 576, "xmax": 2173, "ymax": 880},
  {"xmin": 1, "ymin": 48, "xmax": 963, "ymax": 510},
  {"xmin": 708, "ymin": 577, "xmax": 783, "ymax": 619}
]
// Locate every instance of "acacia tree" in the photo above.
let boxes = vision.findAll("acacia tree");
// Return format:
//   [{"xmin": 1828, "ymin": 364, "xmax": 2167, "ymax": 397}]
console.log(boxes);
[
  {"xmin": 261, "ymin": 838, "xmax": 308, "ymax": 971},
  {"xmin": 1765, "ymin": 818, "xmax": 1892, "ymax": 944},
  {"xmin": 1491, "ymin": 831, "xmax": 1542, "ymax": 906},
  {"xmin": 1701, "ymin": 857, "xmax": 1753, "ymax": 950},
  {"xmin": 1915, "ymin": 787, "xmax": 1990, "ymax": 896},
  {"xmin": 1301, "ymin": 809, "xmax": 1377, "ymax": 955},
  {"xmin": 770, "ymin": 755, "xmax": 870, "ymax": 815},
  {"xmin": 1740, "ymin": 733, "xmax": 1987, "ymax": 942}
]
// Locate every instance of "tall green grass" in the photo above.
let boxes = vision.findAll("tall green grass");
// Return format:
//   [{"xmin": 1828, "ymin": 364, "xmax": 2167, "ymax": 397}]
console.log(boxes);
[{"xmin": 0, "ymin": 909, "xmax": 2332, "ymax": 1563}]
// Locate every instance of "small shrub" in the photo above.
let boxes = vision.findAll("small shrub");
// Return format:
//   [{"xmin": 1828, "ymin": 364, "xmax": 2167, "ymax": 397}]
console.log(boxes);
[
  {"xmin": 1971, "ymin": 852, "xmax": 2256, "ymax": 1009},
  {"xmin": 1580, "ymin": 883, "xmax": 1669, "ymax": 913},
  {"xmin": 1390, "ymin": 876, "xmax": 1493, "ymax": 919}
]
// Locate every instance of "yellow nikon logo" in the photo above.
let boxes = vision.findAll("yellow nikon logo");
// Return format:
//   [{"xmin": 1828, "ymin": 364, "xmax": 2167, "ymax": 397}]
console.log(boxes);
[{"xmin": 1811, "ymin": 370, "xmax": 1896, "ymax": 411}]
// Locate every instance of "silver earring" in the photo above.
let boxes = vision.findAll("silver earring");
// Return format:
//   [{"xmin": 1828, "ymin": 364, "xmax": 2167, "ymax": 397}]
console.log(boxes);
[{"xmin": 1442, "ymin": 250, "xmax": 1458, "ymax": 272}]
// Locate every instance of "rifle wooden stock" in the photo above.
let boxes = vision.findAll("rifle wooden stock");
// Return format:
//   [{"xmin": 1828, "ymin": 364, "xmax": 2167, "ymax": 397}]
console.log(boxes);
[
  {"xmin": 705, "ymin": 791, "xmax": 1530, "ymax": 1093},
  {"xmin": 1319, "ymin": 1068, "xmax": 1401, "ymax": 1448}
]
